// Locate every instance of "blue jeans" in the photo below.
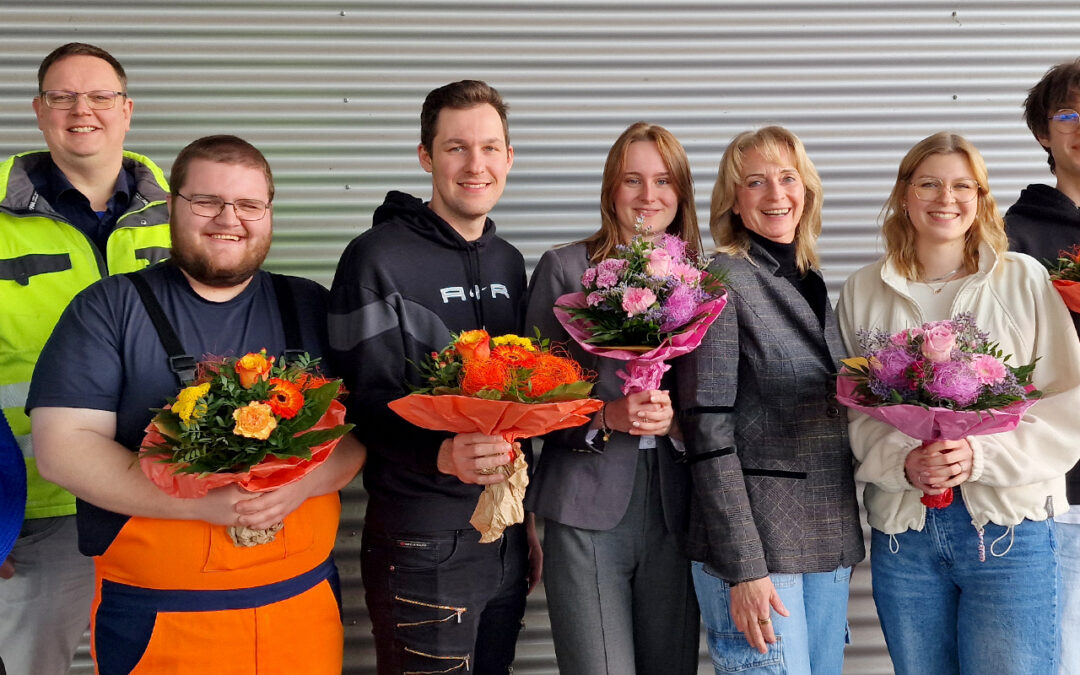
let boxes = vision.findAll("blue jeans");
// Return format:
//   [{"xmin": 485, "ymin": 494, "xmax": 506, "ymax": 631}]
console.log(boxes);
[
  {"xmin": 1056, "ymin": 520, "xmax": 1080, "ymax": 675},
  {"xmin": 361, "ymin": 524, "xmax": 528, "ymax": 675},
  {"xmin": 871, "ymin": 494, "xmax": 1059, "ymax": 675},
  {"xmin": 692, "ymin": 561, "xmax": 851, "ymax": 674}
]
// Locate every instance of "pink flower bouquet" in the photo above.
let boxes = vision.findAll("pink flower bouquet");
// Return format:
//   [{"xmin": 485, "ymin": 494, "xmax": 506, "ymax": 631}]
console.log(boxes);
[
  {"xmin": 837, "ymin": 314, "xmax": 1041, "ymax": 508},
  {"xmin": 553, "ymin": 230, "xmax": 727, "ymax": 394}
]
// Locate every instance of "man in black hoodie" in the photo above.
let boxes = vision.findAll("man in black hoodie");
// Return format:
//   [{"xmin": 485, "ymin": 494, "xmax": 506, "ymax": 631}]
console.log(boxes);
[
  {"xmin": 328, "ymin": 80, "xmax": 536, "ymax": 674},
  {"xmin": 1004, "ymin": 58, "xmax": 1080, "ymax": 674}
]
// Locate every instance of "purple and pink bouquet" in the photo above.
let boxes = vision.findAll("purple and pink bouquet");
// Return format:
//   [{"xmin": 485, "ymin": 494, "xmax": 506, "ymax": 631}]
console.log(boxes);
[
  {"xmin": 838, "ymin": 313, "xmax": 1040, "ymax": 508},
  {"xmin": 554, "ymin": 226, "xmax": 727, "ymax": 394}
]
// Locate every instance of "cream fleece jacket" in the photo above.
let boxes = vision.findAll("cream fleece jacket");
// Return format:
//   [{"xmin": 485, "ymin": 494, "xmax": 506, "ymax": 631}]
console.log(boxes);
[{"xmin": 837, "ymin": 245, "xmax": 1080, "ymax": 533}]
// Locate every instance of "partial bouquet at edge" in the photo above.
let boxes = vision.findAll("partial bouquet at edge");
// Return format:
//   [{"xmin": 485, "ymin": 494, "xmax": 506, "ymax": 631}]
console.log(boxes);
[
  {"xmin": 389, "ymin": 331, "xmax": 602, "ymax": 543},
  {"xmin": 1045, "ymin": 244, "xmax": 1080, "ymax": 312},
  {"xmin": 837, "ymin": 313, "xmax": 1041, "ymax": 508},
  {"xmin": 140, "ymin": 350, "xmax": 354, "ymax": 546},
  {"xmin": 553, "ymin": 223, "xmax": 727, "ymax": 394}
]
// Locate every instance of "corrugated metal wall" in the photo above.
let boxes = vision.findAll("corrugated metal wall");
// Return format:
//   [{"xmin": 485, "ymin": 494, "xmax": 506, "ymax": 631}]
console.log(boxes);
[{"xmin": 2, "ymin": 2, "xmax": 1078, "ymax": 673}]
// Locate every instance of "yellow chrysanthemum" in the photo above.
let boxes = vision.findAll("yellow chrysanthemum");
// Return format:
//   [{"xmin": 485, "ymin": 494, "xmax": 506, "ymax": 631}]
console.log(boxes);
[
  {"xmin": 491, "ymin": 334, "xmax": 536, "ymax": 351},
  {"xmin": 174, "ymin": 383, "xmax": 211, "ymax": 423}
]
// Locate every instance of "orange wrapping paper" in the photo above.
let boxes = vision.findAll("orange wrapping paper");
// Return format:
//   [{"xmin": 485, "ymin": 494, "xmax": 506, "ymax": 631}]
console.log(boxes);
[
  {"xmin": 388, "ymin": 394, "xmax": 603, "ymax": 542},
  {"xmin": 1053, "ymin": 279, "xmax": 1080, "ymax": 313},
  {"xmin": 140, "ymin": 399, "xmax": 348, "ymax": 499}
]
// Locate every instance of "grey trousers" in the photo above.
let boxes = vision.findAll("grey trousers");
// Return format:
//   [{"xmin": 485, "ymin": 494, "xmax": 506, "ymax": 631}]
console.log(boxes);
[
  {"xmin": 542, "ymin": 449, "xmax": 700, "ymax": 675},
  {"xmin": 0, "ymin": 515, "xmax": 93, "ymax": 675}
]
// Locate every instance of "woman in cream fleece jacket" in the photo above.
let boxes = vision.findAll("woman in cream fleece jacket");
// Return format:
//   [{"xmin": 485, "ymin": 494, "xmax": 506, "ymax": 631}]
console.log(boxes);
[{"xmin": 837, "ymin": 132, "xmax": 1080, "ymax": 675}]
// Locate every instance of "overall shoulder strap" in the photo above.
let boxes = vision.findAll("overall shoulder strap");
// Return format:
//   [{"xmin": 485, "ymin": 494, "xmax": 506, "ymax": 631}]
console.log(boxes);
[
  {"xmin": 124, "ymin": 272, "xmax": 197, "ymax": 386},
  {"xmin": 269, "ymin": 273, "xmax": 305, "ymax": 364}
]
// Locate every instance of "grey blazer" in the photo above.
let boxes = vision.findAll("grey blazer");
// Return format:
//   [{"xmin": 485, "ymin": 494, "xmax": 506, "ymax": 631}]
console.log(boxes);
[
  {"xmin": 675, "ymin": 242, "xmax": 864, "ymax": 584},
  {"xmin": 523, "ymin": 242, "xmax": 690, "ymax": 535}
]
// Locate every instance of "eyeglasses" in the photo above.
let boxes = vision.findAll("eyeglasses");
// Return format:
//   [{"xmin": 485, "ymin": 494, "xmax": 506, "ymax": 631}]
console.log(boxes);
[
  {"xmin": 1048, "ymin": 109, "xmax": 1080, "ymax": 134},
  {"xmin": 176, "ymin": 193, "xmax": 270, "ymax": 221},
  {"xmin": 909, "ymin": 178, "xmax": 980, "ymax": 203},
  {"xmin": 39, "ymin": 90, "xmax": 127, "ymax": 110}
]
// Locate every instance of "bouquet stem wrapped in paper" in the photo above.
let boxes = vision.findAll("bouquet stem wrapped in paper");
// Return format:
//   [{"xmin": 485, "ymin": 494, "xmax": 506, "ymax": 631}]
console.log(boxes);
[
  {"xmin": 553, "ymin": 227, "xmax": 727, "ymax": 394},
  {"xmin": 838, "ymin": 314, "xmax": 1040, "ymax": 509},
  {"xmin": 390, "ymin": 331, "xmax": 601, "ymax": 543},
  {"xmin": 140, "ymin": 351, "xmax": 354, "ymax": 546}
]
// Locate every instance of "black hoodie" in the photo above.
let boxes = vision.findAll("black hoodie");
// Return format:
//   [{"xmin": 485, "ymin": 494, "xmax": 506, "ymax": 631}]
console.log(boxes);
[
  {"xmin": 328, "ymin": 191, "xmax": 527, "ymax": 532},
  {"xmin": 1005, "ymin": 182, "xmax": 1080, "ymax": 503}
]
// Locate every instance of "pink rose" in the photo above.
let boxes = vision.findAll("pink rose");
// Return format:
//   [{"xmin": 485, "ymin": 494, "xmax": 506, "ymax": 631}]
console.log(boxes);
[
  {"xmin": 890, "ymin": 327, "xmax": 923, "ymax": 346},
  {"xmin": 972, "ymin": 354, "xmax": 1008, "ymax": 385},
  {"xmin": 920, "ymin": 324, "xmax": 956, "ymax": 363},
  {"xmin": 621, "ymin": 287, "xmax": 657, "ymax": 316},
  {"xmin": 645, "ymin": 249, "xmax": 673, "ymax": 277}
]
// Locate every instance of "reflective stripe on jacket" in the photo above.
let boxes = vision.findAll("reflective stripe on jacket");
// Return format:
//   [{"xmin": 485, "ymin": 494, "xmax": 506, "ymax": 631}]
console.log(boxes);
[{"xmin": 0, "ymin": 149, "xmax": 170, "ymax": 519}]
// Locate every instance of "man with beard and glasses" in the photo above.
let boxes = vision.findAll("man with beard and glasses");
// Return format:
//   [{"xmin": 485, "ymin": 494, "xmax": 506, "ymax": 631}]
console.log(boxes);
[
  {"xmin": 25, "ymin": 135, "xmax": 365, "ymax": 674},
  {"xmin": 0, "ymin": 42, "xmax": 170, "ymax": 675}
]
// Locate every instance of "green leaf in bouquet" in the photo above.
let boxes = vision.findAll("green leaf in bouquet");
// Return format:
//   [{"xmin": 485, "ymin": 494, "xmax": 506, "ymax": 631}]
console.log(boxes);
[
  {"xmin": 534, "ymin": 380, "xmax": 595, "ymax": 402},
  {"xmin": 289, "ymin": 423, "xmax": 355, "ymax": 456}
]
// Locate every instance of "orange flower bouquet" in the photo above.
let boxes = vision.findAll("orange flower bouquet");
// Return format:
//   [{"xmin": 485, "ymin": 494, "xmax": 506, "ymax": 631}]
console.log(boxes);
[
  {"xmin": 1046, "ymin": 244, "xmax": 1080, "ymax": 312},
  {"xmin": 389, "ymin": 331, "xmax": 602, "ymax": 542},
  {"xmin": 140, "ymin": 350, "xmax": 354, "ymax": 546}
]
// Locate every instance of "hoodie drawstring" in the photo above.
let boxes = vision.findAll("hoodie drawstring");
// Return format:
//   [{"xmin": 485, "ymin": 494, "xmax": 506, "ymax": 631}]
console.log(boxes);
[{"xmin": 465, "ymin": 245, "xmax": 484, "ymax": 328}]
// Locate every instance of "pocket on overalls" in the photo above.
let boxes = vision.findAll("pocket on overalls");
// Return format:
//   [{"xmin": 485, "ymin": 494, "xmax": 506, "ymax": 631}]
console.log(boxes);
[{"xmin": 203, "ymin": 502, "xmax": 314, "ymax": 572}]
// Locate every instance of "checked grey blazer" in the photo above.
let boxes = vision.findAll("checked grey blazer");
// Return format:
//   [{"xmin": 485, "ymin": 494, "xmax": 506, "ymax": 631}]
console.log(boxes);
[
  {"xmin": 523, "ymin": 242, "xmax": 690, "ymax": 536},
  {"xmin": 675, "ymin": 241, "xmax": 864, "ymax": 584}
]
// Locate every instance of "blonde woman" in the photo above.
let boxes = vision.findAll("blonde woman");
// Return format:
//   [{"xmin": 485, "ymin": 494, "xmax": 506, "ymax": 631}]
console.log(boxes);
[
  {"xmin": 837, "ymin": 132, "xmax": 1080, "ymax": 674},
  {"xmin": 676, "ymin": 126, "xmax": 864, "ymax": 674}
]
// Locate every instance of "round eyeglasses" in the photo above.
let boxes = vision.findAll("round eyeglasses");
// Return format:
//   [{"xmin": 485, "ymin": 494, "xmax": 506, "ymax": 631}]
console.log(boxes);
[
  {"xmin": 39, "ymin": 90, "xmax": 127, "ymax": 110},
  {"xmin": 177, "ymin": 193, "xmax": 270, "ymax": 221},
  {"xmin": 909, "ymin": 179, "xmax": 980, "ymax": 203},
  {"xmin": 1048, "ymin": 109, "xmax": 1080, "ymax": 135}
]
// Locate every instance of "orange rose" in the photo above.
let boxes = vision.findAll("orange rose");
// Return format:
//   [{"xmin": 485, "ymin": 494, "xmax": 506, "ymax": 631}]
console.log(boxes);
[
  {"xmin": 232, "ymin": 402, "xmax": 278, "ymax": 440},
  {"xmin": 236, "ymin": 350, "xmax": 274, "ymax": 388},
  {"xmin": 455, "ymin": 330, "xmax": 491, "ymax": 362}
]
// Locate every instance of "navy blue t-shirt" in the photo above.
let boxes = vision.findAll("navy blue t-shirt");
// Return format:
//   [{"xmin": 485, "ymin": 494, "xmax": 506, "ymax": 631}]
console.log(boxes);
[{"xmin": 27, "ymin": 262, "xmax": 330, "ymax": 555}]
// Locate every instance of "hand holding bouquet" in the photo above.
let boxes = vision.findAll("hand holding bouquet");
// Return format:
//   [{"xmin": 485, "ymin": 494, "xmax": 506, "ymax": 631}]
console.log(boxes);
[
  {"xmin": 554, "ymin": 222, "xmax": 727, "ymax": 393},
  {"xmin": 140, "ymin": 351, "xmax": 354, "ymax": 546},
  {"xmin": 390, "ymin": 331, "xmax": 602, "ymax": 542},
  {"xmin": 838, "ymin": 314, "xmax": 1040, "ymax": 508},
  {"xmin": 1045, "ymin": 244, "xmax": 1080, "ymax": 312}
]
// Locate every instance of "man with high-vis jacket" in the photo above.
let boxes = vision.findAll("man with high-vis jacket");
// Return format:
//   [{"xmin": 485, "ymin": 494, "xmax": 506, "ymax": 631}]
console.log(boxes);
[{"xmin": 0, "ymin": 42, "xmax": 170, "ymax": 674}]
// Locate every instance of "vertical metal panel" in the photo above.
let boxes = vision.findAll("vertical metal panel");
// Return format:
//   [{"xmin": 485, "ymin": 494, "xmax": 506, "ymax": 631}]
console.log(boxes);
[{"xmin": 2, "ymin": 2, "xmax": 1077, "ymax": 674}]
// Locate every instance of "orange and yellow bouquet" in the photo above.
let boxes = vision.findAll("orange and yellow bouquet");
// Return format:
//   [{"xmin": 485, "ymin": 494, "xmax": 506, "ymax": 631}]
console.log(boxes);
[
  {"xmin": 1046, "ymin": 244, "xmax": 1080, "ymax": 312},
  {"xmin": 390, "ymin": 331, "xmax": 602, "ymax": 542},
  {"xmin": 140, "ymin": 350, "xmax": 354, "ymax": 546}
]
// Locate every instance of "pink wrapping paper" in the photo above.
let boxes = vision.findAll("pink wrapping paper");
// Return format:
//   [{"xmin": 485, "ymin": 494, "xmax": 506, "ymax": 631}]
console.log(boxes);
[
  {"xmin": 139, "ymin": 399, "xmax": 347, "ymax": 499},
  {"xmin": 836, "ymin": 375, "xmax": 1037, "ymax": 441},
  {"xmin": 553, "ymin": 292, "xmax": 728, "ymax": 394}
]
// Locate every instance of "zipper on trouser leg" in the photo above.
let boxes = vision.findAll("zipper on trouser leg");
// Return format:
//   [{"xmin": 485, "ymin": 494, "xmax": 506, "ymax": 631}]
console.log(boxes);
[
  {"xmin": 394, "ymin": 595, "xmax": 467, "ymax": 627},
  {"xmin": 403, "ymin": 646, "xmax": 470, "ymax": 673}
]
